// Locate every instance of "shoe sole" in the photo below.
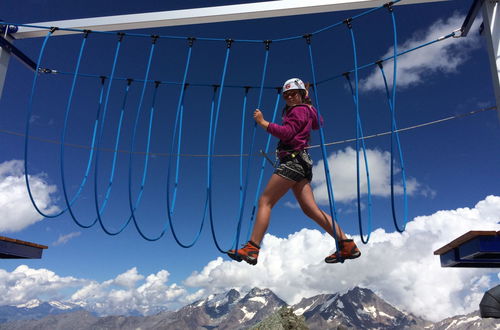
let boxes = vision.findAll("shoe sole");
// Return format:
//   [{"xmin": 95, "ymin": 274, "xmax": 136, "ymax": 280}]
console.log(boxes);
[
  {"xmin": 325, "ymin": 252, "xmax": 361, "ymax": 264},
  {"xmin": 227, "ymin": 252, "xmax": 257, "ymax": 265}
]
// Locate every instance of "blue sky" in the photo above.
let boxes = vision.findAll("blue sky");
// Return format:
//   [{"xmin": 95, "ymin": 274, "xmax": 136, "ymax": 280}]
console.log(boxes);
[{"xmin": 0, "ymin": 0, "xmax": 499, "ymax": 321}]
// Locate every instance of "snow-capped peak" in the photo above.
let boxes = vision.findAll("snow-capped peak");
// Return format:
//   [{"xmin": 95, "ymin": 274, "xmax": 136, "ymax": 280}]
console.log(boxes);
[{"xmin": 15, "ymin": 299, "xmax": 41, "ymax": 309}]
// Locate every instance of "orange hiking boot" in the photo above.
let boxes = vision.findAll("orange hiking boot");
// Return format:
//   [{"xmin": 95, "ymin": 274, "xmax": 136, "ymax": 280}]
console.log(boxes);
[
  {"xmin": 227, "ymin": 241, "xmax": 260, "ymax": 265},
  {"xmin": 325, "ymin": 239, "xmax": 361, "ymax": 264}
]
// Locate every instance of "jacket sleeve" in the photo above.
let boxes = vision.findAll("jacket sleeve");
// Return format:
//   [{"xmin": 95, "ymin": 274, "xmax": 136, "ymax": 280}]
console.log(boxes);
[{"xmin": 267, "ymin": 106, "xmax": 308, "ymax": 140}]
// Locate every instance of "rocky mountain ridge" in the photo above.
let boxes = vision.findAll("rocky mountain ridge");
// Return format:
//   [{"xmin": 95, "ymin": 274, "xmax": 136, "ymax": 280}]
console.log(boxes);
[{"xmin": 0, "ymin": 286, "xmax": 498, "ymax": 329}]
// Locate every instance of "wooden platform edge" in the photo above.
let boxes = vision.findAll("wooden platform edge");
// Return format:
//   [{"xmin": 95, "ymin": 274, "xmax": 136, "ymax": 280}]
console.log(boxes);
[
  {"xmin": 0, "ymin": 236, "xmax": 48, "ymax": 250},
  {"xmin": 434, "ymin": 230, "xmax": 500, "ymax": 255}
]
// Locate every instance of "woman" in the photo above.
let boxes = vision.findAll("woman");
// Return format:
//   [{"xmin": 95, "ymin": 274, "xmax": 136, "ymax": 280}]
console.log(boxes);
[{"xmin": 227, "ymin": 78, "xmax": 361, "ymax": 265}]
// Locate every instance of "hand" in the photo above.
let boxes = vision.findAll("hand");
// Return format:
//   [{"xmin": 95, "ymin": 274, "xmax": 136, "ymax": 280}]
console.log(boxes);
[
  {"xmin": 253, "ymin": 109, "xmax": 264, "ymax": 124},
  {"xmin": 253, "ymin": 109, "xmax": 269, "ymax": 130}
]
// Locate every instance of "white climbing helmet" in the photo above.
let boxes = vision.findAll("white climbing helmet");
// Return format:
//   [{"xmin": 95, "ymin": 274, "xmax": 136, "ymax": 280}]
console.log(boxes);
[{"xmin": 282, "ymin": 78, "xmax": 306, "ymax": 94}]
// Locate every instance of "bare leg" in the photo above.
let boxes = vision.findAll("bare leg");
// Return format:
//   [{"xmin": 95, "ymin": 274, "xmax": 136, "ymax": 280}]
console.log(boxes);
[
  {"xmin": 250, "ymin": 174, "xmax": 296, "ymax": 246},
  {"xmin": 292, "ymin": 179, "xmax": 348, "ymax": 241}
]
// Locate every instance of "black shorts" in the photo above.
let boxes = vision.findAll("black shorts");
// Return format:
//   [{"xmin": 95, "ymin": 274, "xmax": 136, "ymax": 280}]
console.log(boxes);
[{"xmin": 274, "ymin": 150, "xmax": 313, "ymax": 182}]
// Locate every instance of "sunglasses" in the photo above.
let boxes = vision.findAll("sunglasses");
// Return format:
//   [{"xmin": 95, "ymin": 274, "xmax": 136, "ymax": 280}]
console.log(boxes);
[{"xmin": 283, "ymin": 90, "xmax": 301, "ymax": 98}]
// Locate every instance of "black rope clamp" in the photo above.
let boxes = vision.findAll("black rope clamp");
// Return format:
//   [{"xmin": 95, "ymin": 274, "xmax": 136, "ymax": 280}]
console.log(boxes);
[
  {"xmin": 154, "ymin": 81, "xmax": 161, "ymax": 88},
  {"xmin": 244, "ymin": 86, "xmax": 251, "ymax": 93},
  {"xmin": 276, "ymin": 87, "xmax": 282, "ymax": 94},
  {"xmin": 342, "ymin": 72, "xmax": 351, "ymax": 80},
  {"xmin": 225, "ymin": 38, "xmax": 234, "ymax": 48},
  {"xmin": 212, "ymin": 84, "xmax": 220, "ymax": 92},
  {"xmin": 0, "ymin": 24, "xmax": 19, "ymax": 34},
  {"xmin": 38, "ymin": 68, "xmax": 55, "ymax": 74},
  {"xmin": 49, "ymin": 26, "xmax": 59, "ymax": 34},
  {"xmin": 263, "ymin": 40, "xmax": 272, "ymax": 50},
  {"xmin": 100, "ymin": 75, "xmax": 107, "ymax": 84},
  {"xmin": 303, "ymin": 33, "xmax": 312, "ymax": 45},
  {"xmin": 384, "ymin": 2, "xmax": 394, "ymax": 12},
  {"xmin": 151, "ymin": 34, "xmax": 159, "ymax": 44},
  {"xmin": 376, "ymin": 60, "xmax": 384, "ymax": 69},
  {"xmin": 343, "ymin": 18, "xmax": 353, "ymax": 29},
  {"xmin": 117, "ymin": 32, "xmax": 125, "ymax": 42},
  {"xmin": 183, "ymin": 83, "xmax": 190, "ymax": 90},
  {"xmin": 83, "ymin": 29, "xmax": 91, "ymax": 38},
  {"xmin": 187, "ymin": 37, "xmax": 196, "ymax": 47},
  {"xmin": 126, "ymin": 78, "xmax": 133, "ymax": 86}
]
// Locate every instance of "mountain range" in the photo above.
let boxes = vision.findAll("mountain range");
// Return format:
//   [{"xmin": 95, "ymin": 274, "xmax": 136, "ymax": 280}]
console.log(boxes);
[{"xmin": 0, "ymin": 287, "xmax": 498, "ymax": 329}]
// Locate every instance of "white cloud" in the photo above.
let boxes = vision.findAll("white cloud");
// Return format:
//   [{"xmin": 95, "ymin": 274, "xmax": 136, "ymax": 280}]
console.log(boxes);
[
  {"xmin": 185, "ymin": 195, "xmax": 500, "ymax": 322},
  {"xmin": 1, "ymin": 196, "xmax": 499, "ymax": 321},
  {"xmin": 70, "ymin": 267, "xmax": 186, "ymax": 315},
  {"xmin": 360, "ymin": 13, "xmax": 481, "ymax": 91},
  {"xmin": 52, "ymin": 232, "xmax": 81, "ymax": 246},
  {"xmin": 0, "ymin": 160, "xmax": 60, "ymax": 232},
  {"xmin": 311, "ymin": 147, "xmax": 432, "ymax": 204},
  {"xmin": 0, "ymin": 265, "xmax": 84, "ymax": 305},
  {"xmin": 0, "ymin": 265, "xmax": 187, "ymax": 316}
]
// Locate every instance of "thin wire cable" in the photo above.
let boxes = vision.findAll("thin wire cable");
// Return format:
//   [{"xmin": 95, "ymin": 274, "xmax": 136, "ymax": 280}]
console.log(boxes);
[
  {"xmin": 42, "ymin": 30, "xmax": 458, "ymax": 93},
  {"xmin": 9, "ymin": 105, "xmax": 495, "ymax": 158},
  {"xmin": 3, "ymin": 0, "xmax": 403, "ymax": 44}
]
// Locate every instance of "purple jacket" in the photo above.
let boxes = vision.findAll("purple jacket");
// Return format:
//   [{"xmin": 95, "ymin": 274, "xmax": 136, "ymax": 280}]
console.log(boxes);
[{"xmin": 267, "ymin": 104, "xmax": 323, "ymax": 157}]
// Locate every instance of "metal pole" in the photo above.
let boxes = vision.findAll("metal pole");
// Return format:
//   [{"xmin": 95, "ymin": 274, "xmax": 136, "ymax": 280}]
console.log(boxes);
[
  {"xmin": 0, "ymin": 31, "xmax": 12, "ymax": 98},
  {"xmin": 13, "ymin": 0, "xmax": 447, "ymax": 39},
  {"xmin": 482, "ymin": 0, "xmax": 500, "ymax": 121}
]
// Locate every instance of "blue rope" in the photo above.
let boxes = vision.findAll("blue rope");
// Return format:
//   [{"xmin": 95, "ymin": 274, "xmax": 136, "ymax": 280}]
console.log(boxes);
[
  {"xmin": 245, "ymin": 91, "xmax": 281, "ymax": 243},
  {"xmin": 49, "ymin": 29, "xmax": 455, "ymax": 92},
  {"xmin": 377, "ymin": 8, "xmax": 408, "ymax": 233},
  {"xmin": 167, "ymin": 45, "xmax": 193, "ymax": 214},
  {"xmin": 305, "ymin": 36, "xmax": 342, "ymax": 257},
  {"xmin": 207, "ymin": 42, "xmax": 237, "ymax": 253},
  {"xmin": 165, "ymin": 43, "xmax": 209, "ymax": 248},
  {"xmin": 58, "ymin": 33, "xmax": 101, "ymax": 228},
  {"xmin": 239, "ymin": 88, "xmax": 250, "ymax": 207},
  {"xmin": 92, "ymin": 36, "xmax": 136, "ymax": 235},
  {"xmin": 233, "ymin": 44, "xmax": 270, "ymax": 251},
  {"xmin": 126, "ymin": 38, "xmax": 162, "ymax": 241},
  {"xmin": 4, "ymin": 1, "xmax": 403, "ymax": 44},
  {"xmin": 24, "ymin": 30, "xmax": 73, "ymax": 218},
  {"xmin": 345, "ymin": 23, "xmax": 373, "ymax": 244}
]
